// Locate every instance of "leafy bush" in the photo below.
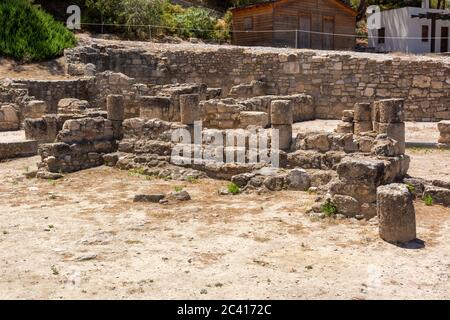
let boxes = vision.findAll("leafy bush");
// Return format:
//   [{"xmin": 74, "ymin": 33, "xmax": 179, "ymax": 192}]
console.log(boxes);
[
  {"xmin": 0, "ymin": 0, "xmax": 76, "ymax": 61},
  {"xmin": 321, "ymin": 199, "xmax": 338, "ymax": 217},
  {"xmin": 174, "ymin": 7, "xmax": 217, "ymax": 39},
  {"xmin": 227, "ymin": 182, "xmax": 240, "ymax": 195}
]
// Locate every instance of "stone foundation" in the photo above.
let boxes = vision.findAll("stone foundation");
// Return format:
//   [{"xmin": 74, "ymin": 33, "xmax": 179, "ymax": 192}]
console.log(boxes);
[{"xmin": 65, "ymin": 42, "xmax": 450, "ymax": 122}]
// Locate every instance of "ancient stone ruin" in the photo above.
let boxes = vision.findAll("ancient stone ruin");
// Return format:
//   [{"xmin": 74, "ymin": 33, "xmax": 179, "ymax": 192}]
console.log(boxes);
[{"xmin": 1, "ymin": 42, "xmax": 450, "ymax": 245}]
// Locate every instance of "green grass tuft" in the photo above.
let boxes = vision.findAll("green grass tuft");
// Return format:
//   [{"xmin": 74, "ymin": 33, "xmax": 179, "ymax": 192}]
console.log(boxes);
[
  {"xmin": 227, "ymin": 182, "xmax": 240, "ymax": 195},
  {"xmin": 423, "ymin": 195, "xmax": 434, "ymax": 206},
  {"xmin": 321, "ymin": 199, "xmax": 338, "ymax": 217}
]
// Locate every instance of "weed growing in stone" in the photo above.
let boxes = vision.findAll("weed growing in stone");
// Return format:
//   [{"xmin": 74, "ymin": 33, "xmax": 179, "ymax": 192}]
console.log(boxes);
[
  {"xmin": 424, "ymin": 195, "xmax": 434, "ymax": 206},
  {"xmin": 186, "ymin": 176, "xmax": 199, "ymax": 183},
  {"xmin": 227, "ymin": 183, "xmax": 240, "ymax": 195},
  {"xmin": 321, "ymin": 199, "xmax": 337, "ymax": 217},
  {"xmin": 406, "ymin": 183, "xmax": 415, "ymax": 194},
  {"xmin": 51, "ymin": 265, "xmax": 59, "ymax": 275}
]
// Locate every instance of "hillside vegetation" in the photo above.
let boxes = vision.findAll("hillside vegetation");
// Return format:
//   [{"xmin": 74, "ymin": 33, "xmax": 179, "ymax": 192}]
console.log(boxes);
[{"xmin": 0, "ymin": 0, "xmax": 76, "ymax": 61}]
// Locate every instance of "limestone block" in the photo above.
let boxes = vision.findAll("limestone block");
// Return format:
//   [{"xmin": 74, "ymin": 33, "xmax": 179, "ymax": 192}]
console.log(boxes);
[
  {"xmin": 357, "ymin": 136, "xmax": 375, "ymax": 153},
  {"xmin": 140, "ymin": 96, "xmax": 171, "ymax": 121},
  {"xmin": 412, "ymin": 75, "xmax": 431, "ymax": 88},
  {"xmin": 272, "ymin": 124, "xmax": 292, "ymax": 150},
  {"xmin": 337, "ymin": 157, "xmax": 385, "ymax": 186},
  {"xmin": 58, "ymin": 98, "xmax": 89, "ymax": 114},
  {"xmin": 332, "ymin": 194, "xmax": 360, "ymax": 217},
  {"xmin": 354, "ymin": 121, "xmax": 373, "ymax": 134},
  {"xmin": 377, "ymin": 122, "xmax": 405, "ymax": 154},
  {"xmin": 305, "ymin": 133, "xmax": 331, "ymax": 152},
  {"xmin": 180, "ymin": 94, "xmax": 200, "ymax": 125},
  {"xmin": 239, "ymin": 111, "xmax": 269, "ymax": 128},
  {"xmin": 438, "ymin": 120, "xmax": 450, "ymax": 134},
  {"xmin": 377, "ymin": 183, "xmax": 416, "ymax": 244},
  {"xmin": 285, "ymin": 168, "xmax": 311, "ymax": 191},
  {"xmin": 0, "ymin": 105, "xmax": 19, "ymax": 131},
  {"xmin": 107, "ymin": 95, "xmax": 125, "ymax": 121},
  {"xmin": 342, "ymin": 109, "xmax": 354, "ymax": 122},
  {"xmin": 329, "ymin": 180, "xmax": 377, "ymax": 204},
  {"xmin": 1, "ymin": 105, "xmax": 19, "ymax": 123},
  {"xmin": 288, "ymin": 94, "xmax": 315, "ymax": 122},
  {"xmin": 335, "ymin": 122, "xmax": 354, "ymax": 134},
  {"xmin": 354, "ymin": 103, "xmax": 372, "ymax": 121},
  {"xmin": 270, "ymin": 100, "xmax": 293, "ymax": 125},
  {"xmin": 373, "ymin": 99, "xmax": 405, "ymax": 123},
  {"xmin": 25, "ymin": 100, "xmax": 47, "ymax": 119},
  {"xmin": 438, "ymin": 134, "xmax": 450, "ymax": 144}
]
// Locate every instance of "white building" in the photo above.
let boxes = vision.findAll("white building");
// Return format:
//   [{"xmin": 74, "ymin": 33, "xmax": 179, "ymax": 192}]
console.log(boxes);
[{"xmin": 368, "ymin": 0, "xmax": 450, "ymax": 54}]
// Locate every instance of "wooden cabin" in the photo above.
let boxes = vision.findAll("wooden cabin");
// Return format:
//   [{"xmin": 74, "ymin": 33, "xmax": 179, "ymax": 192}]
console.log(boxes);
[{"xmin": 231, "ymin": 0, "xmax": 357, "ymax": 50}]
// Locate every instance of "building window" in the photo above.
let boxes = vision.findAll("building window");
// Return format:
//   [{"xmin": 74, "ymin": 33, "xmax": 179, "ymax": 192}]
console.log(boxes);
[
  {"xmin": 422, "ymin": 25, "xmax": 429, "ymax": 42},
  {"xmin": 378, "ymin": 28, "xmax": 385, "ymax": 44},
  {"xmin": 243, "ymin": 17, "xmax": 253, "ymax": 31}
]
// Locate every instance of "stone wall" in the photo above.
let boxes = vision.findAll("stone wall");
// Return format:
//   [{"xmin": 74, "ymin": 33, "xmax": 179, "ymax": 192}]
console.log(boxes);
[
  {"xmin": 15, "ymin": 79, "xmax": 90, "ymax": 114},
  {"xmin": 200, "ymin": 94, "xmax": 313, "ymax": 129},
  {"xmin": 66, "ymin": 42, "xmax": 450, "ymax": 122},
  {"xmin": 0, "ymin": 140, "xmax": 38, "ymax": 160},
  {"xmin": 38, "ymin": 117, "xmax": 116, "ymax": 173}
]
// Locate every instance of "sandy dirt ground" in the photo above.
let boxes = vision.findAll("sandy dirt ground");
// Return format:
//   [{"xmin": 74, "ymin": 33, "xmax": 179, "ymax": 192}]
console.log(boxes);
[
  {"xmin": 0, "ymin": 57, "xmax": 71, "ymax": 80},
  {"xmin": 407, "ymin": 148, "xmax": 450, "ymax": 182},
  {"xmin": 293, "ymin": 120, "xmax": 441, "ymax": 143},
  {"xmin": 0, "ymin": 153, "xmax": 449, "ymax": 300},
  {"xmin": 0, "ymin": 130, "xmax": 26, "ymax": 143}
]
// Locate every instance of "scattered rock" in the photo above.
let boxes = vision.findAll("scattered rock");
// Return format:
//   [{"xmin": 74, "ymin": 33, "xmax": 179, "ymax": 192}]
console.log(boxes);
[
  {"xmin": 285, "ymin": 168, "xmax": 310, "ymax": 191},
  {"xmin": 133, "ymin": 194, "xmax": 165, "ymax": 203},
  {"xmin": 168, "ymin": 190, "xmax": 191, "ymax": 201},
  {"xmin": 75, "ymin": 253, "xmax": 98, "ymax": 261},
  {"xmin": 23, "ymin": 170, "xmax": 38, "ymax": 179},
  {"xmin": 36, "ymin": 170, "xmax": 64, "ymax": 180}
]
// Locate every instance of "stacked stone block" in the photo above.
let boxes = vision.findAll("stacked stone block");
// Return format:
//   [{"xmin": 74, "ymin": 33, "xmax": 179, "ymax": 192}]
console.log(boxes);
[
  {"xmin": 0, "ymin": 104, "xmax": 19, "ymax": 131},
  {"xmin": 24, "ymin": 100, "xmax": 47, "ymax": 119},
  {"xmin": 437, "ymin": 120, "xmax": 450, "ymax": 148},
  {"xmin": 377, "ymin": 183, "xmax": 416, "ymax": 244},
  {"xmin": 373, "ymin": 99, "xmax": 406, "ymax": 154},
  {"xmin": 353, "ymin": 103, "xmax": 373, "ymax": 135},
  {"xmin": 58, "ymin": 98, "xmax": 90, "ymax": 114},
  {"xmin": 229, "ymin": 81, "xmax": 266, "ymax": 99},
  {"xmin": 180, "ymin": 94, "xmax": 200, "ymax": 125},
  {"xmin": 38, "ymin": 117, "xmax": 116, "ymax": 173},
  {"xmin": 107, "ymin": 94, "xmax": 125, "ymax": 140},
  {"xmin": 336, "ymin": 109, "xmax": 354, "ymax": 134},
  {"xmin": 65, "ymin": 43, "xmax": 450, "ymax": 122},
  {"xmin": 271, "ymin": 100, "xmax": 293, "ymax": 150},
  {"xmin": 328, "ymin": 155, "xmax": 410, "ymax": 219},
  {"xmin": 140, "ymin": 96, "xmax": 172, "ymax": 121}
]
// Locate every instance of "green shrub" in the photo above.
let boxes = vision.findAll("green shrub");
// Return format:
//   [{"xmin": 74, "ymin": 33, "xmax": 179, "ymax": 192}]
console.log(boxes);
[
  {"xmin": 321, "ymin": 199, "xmax": 337, "ymax": 217},
  {"xmin": 0, "ymin": 0, "xmax": 76, "ymax": 61},
  {"xmin": 423, "ymin": 195, "xmax": 434, "ymax": 206},
  {"xmin": 174, "ymin": 7, "xmax": 217, "ymax": 39},
  {"xmin": 227, "ymin": 182, "xmax": 240, "ymax": 195}
]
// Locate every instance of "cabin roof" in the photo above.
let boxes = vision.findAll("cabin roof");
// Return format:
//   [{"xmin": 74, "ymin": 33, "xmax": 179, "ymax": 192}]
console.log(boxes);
[{"xmin": 231, "ymin": 0, "xmax": 358, "ymax": 16}]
